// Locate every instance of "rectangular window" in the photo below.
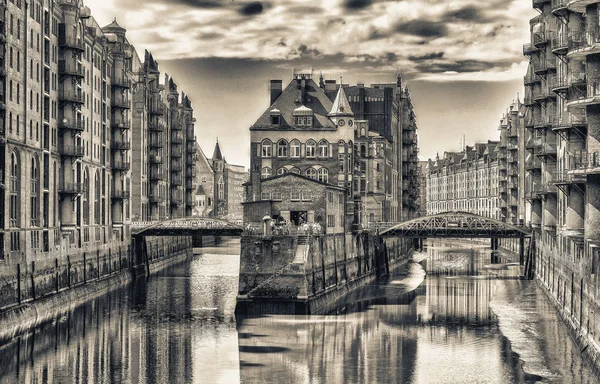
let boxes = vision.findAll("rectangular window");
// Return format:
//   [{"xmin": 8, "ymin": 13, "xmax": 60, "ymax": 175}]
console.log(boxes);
[
  {"xmin": 291, "ymin": 192, "xmax": 301, "ymax": 201},
  {"xmin": 302, "ymin": 193, "xmax": 312, "ymax": 202},
  {"xmin": 271, "ymin": 192, "xmax": 282, "ymax": 201},
  {"xmin": 327, "ymin": 215, "xmax": 335, "ymax": 227},
  {"xmin": 261, "ymin": 192, "xmax": 271, "ymax": 200},
  {"xmin": 338, "ymin": 154, "xmax": 345, "ymax": 173}
]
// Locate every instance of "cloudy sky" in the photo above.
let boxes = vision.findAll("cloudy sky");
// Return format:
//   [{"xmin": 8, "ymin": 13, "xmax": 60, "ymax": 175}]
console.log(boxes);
[{"xmin": 86, "ymin": 0, "xmax": 536, "ymax": 167}]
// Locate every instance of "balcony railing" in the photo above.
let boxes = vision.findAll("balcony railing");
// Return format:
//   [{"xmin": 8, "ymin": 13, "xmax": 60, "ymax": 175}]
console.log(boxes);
[
  {"xmin": 523, "ymin": 43, "xmax": 538, "ymax": 56},
  {"xmin": 111, "ymin": 189, "xmax": 131, "ymax": 200},
  {"xmin": 112, "ymin": 121, "xmax": 131, "ymax": 130},
  {"xmin": 112, "ymin": 75, "xmax": 130, "ymax": 89},
  {"xmin": 171, "ymin": 135, "xmax": 183, "ymax": 144},
  {"xmin": 148, "ymin": 194, "xmax": 165, "ymax": 203},
  {"xmin": 59, "ymin": 90, "xmax": 84, "ymax": 104},
  {"xmin": 60, "ymin": 144, "xmax": 85, "ymax": 157},
  {"xmin": 551, "ymin": 35, "xmax": 568, "ymax": 54},
  {"xmin": 171, "ymin": 163, "xmax": 182, "ymax": 172},
  {"xmin": 111, "ymin": 139, "xmax": 131, "ymax": 151},
  {"xmin": 150, "ymin": 169, "xmax": 163, "ymax": 180},
  {"xmin": 148, "ymin": 123, "xmax": 164, "ymax": 132},
  {"xmin": 59, "ymin": 182, "xmax": 87, "ymax": 194},
  {"xmin": 568, "ymin": 29, "xmax": 600, "ymax": 54},
  {"xmin": 172, "ymin": 176, "xmax": 183, "ymax": 185},
  {"xmin": 149, "ymin": 103, "xmax": 164, "ymax": 115},
  {"xmin": 553, "ymin": 170, "xmax": 586, "ymax": 184},
  {"xmin": 149, "ymin": 154, "xmax": 163, "ymax": 164},
  {"xmin": 551, "ymin": 0, "xmax": 568, "ymax": 13},
  {"xmin": 59, "ymin": 119, "xmax": 84, "ymax": 132},
  {"xmin": 58, "ymin": 61, "xmax": 85, "ymax": 78},
  {"xmin": 533, "ymin": 30, "xmax": 549, "ymax": 47},
  {"xmin": 525, "ymin": 157, "xmax": 542, "ymax": 170},
  {"xmin": 555, "ymin": 112, "xmax": 587, "ymax": 130},
  {"xmin": 112, "ymin": 95, "xmax": 130, "ymax": 109},
  {"xmin": 58, "ymin": 36, "xmax": 85, "ymax": 51},
  {"xmin": 111, "ymin": 161, "xmax": 130, "ymax": 171},
  {"xmin": 149, "ymin": 137, "xmax": 163, "ymax": 148}
]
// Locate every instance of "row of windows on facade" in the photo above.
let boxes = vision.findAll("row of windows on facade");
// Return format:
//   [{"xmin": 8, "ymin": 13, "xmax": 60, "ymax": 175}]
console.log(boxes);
[
  {"xmin": 8, "ymin": 150, "xmax": 127, "ymax": 229},
  {"xmin": 261, "ymin": 166, "xmax": 330, "ymax": 183},
  {"xmin": 260, "ymin": 139, "xmax": 348, "ymax": 158}
]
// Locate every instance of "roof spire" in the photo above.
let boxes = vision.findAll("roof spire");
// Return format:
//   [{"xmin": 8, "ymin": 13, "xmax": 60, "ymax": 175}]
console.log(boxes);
[{"xmin": 328, "ymin": 84, "xmax": 354, "ymax": 117}]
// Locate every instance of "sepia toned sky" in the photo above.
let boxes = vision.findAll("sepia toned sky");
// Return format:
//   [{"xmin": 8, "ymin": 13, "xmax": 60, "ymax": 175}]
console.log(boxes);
[{"xmin": 86, "ymin": 0, "xmax": 536, "ymax": 167}]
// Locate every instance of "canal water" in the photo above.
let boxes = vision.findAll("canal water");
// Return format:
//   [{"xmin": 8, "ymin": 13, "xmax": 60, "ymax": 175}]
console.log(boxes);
[{"xmin": 0, "ymin": 239, "xmax": 597, "ymax": 383}]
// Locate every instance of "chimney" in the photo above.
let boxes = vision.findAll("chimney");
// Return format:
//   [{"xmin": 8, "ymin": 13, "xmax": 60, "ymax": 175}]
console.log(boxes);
[
  {"xmin": 301, "ymin": 78, "xmax": 306, "ymax": 103},
  {"xmin": 270, "ymin": 80, "xmax": 283, "ymax": 105}
]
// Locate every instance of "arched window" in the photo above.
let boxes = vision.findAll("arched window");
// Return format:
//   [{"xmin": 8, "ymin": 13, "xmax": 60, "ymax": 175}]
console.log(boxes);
[
  {"xmin": 306, "ymin": 140, "xmax": 316, "ymax": 158},
  {"xmin": 261, "ymin": 167, "xmax": 272, "ymax": 179},
  {"xmin": 277, "ymin": 167, "xmax": 288, "ymax": 175},
  {"xmin": 9, "ymin": 151, "xmax": 20, "ymax": 227},
  {"xmin": 290, "ymin": 139, "xmax": 300, "ymax": 157},
  {"xmin": 305, "ymin": 167, "xmax": 317, "ymax": 180},
  {"xmin": 338, "ymin": 140, "xmax": 345, "ymax": 154},
  {"xmin": 261, "ymin": 139, "xmax": 272, "ymax": 158},
  {"xmin": 290, "ymin": 167, "xmax": 301, "ymax": 174},
  {"xmin": 318, "ymin": 168, "xmax": 329, "ymax": 183},
  {"xmin": 94, "ymin": 171, "xmax": 101, "ymax": 224},
  {"xmin": 30, "ymin": 156, "xmax": 39, "ymax": 226},
  {"xmin": 218, "ymin": 176, "xmax": 225, "ymax": 200},
  {"xmin": 318, "ymin": 140, "xmax": 329, "ymax": 157},
  {"xmin": 277, "ymin": 139, "xmax": 288, "ymax": 157},
  {"xmin": 83, "ymin": 169, "xmax": 90, "ymax": 225}
]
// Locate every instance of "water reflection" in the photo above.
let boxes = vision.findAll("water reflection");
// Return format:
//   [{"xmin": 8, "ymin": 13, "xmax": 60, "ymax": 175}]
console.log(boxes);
[{"xmin": 0, "ymin": 239, "xmax": 597, "ymax": 384}]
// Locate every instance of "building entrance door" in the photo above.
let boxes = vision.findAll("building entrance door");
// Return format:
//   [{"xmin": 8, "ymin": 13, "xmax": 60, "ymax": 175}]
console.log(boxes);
[{"xmin": 290, "ymin": 211, "xmax": 308, "ymax": 226}]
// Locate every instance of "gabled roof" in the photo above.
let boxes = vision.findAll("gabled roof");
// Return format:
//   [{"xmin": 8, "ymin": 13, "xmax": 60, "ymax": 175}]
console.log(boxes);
[
  {"xmin": 328, "ymin": 86, "xmax": 354, "ymax": 117},
  {"xmin": 196, "ymin": 144, "xmax": 213, "ymax": 173},
  {"xmin": 195, "ymin": 185, "xmax": 206, "ymax": 196},
  {"xmin": 251, "ymin": 78, "xmax": 336, "ymax": 130}
]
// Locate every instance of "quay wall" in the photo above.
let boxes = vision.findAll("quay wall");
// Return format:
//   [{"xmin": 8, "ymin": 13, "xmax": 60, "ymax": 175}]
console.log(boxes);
[
  {"xmin": 236, "ymin": 232, "xmax": 413, "ymax": 315},
  {"xmin": 0, "ymin": 236, "xmax": 192, "ymax": 341}
]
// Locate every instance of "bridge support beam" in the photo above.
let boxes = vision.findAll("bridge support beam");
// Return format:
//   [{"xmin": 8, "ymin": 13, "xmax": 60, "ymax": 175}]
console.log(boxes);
[
  {"xmin": 491, "ymin": 238, "xmax": 499, "ymax": 264},
  {"xmin": 519, "ymin": 237, "xmax": 525, "ymax": 266},
  {"xmin": 131, "ymin": 236, "xmax": 147, "ymax": 278}
]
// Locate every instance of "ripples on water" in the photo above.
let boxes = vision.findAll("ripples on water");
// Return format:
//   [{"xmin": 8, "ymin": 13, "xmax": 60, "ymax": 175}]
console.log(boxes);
[{"xmin": 0, "ymin": 238, "xmax": 597, "ymax": 383}]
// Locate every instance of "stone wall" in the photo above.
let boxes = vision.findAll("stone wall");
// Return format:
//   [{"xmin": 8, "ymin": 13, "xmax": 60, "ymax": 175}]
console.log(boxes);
[
  {"xmin": 0, "ymin": 236, "xmax": 192, "ymax": 312},
  {"xmin": 236, "ymin": 232, "xmax": 413, "ymax": 314}
]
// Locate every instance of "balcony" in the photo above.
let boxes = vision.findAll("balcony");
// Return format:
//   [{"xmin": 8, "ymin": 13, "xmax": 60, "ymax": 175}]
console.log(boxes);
[
  {"xmin": 568, "ymin": 151, "xmax": 600, "ymax": 175},
  {"xmin": 567, "ymin": 76, "xmax": 600, "ymax": 108},
  {"xmin": 111, "ymin": 161, "xmax": 130, "ymax": 171},
  {"xmin": 533, "ymin": 30, "xmax": 549, "ymax": 48},
  {"xmin": 523, "ymin": 43, "xmax": 538, "ymax": 56},
  {"xmin": 172, "ymin": 175, "xmax": 183, "ymax": 186},
  {"xmin": 148, "ymin": 194, "xmax": 164, "ymax": 204},
  {"xmin": 149, "ymin": 137, "xmax": 163, "ymax": 148},
  {"xmin": 149, "ymin": 154, "xmax": 163, "ymax": 164},
  {"xmin": 171, "ymin": 149, "xmax": 183, "ymax": 158},
  {"xmin": 171, "ymin": 192, "xmax": 183, "ymax": 205},
  {"xmin": 549, "ymin": 75, "xmax": 568, "ymax": 94},
  {"xmin": 524, "ymin": 72, "xmax": 539, "ymax": 86},
  {"xmin": 58, "ymin": 36, "xmax": 85, "ymax": 52},
  {"xmin": 525, "ymin": 157, "xmax": 542, "ymax": 171},
  {"xmin": 111, "ymin": 189, "xmax": 131, "ymax": 200},
  {"xmin": 60, "ymin": 144, "xmax": 85, "ymax": 157},
  {"xmin": 58, "ymin": 61, "xmax": 85, "ymax": 78},
  {"xmin": 568, "ymin": 28, "xmax": 600, "ymax": 59},
  {"xmin": 533, "ymin": 181, "xmax": 558, "ymax": 195},
  {"xmin": 112, "ymin": 95, "xmax": 130, "ymax": 109},
  {"xmin": 533, "ymin": 58, "xmax": 556, "ymax": 75},
  {"xmin": 59, "ymin": 119, "xmax": 84, "ymax": 132},
  {"xmin": 533, "ymin": 0, "xmax": 550, "ymax": 9},
  {"xmin": 59, "ymin": 90, "xmax": 84, "ymax": 105},
  {"xmin": 111, "ymin": 139, "xmax": 131, "ymax": 151},
  {"xmin": 523, "ymin": 91, "xmax": 535, "ymax": 106},
  {"xmin": 551, "ymin": 0, "xmax": 568, "ymax": 14},
  {"xmin": 171, "ymin": 162, "xmax": 182, "ymax": 172},
  {"xmin": 567, "ymin": 0, "xmax": 600, "ymax": 14},
  {"xmin": 150, "ymin": 169, "xmax": 163, "ymax": 181},
  {"xmin": 534, "ymin": 141, "xmax": 557, "ymax": 157},
  {"xmin": 171, "ymin": 135, "xmax": 183, "ymax": 144},
  {"xmin": 148, "ymin": 122, "xmax": 164, "ymax": 132},
  {"xmin": 553, "ymin": 112, "xmax": 587, "ymax": 133},
  {"xmin": 551, "ymin": 35, "xmax": 568, "ymax": 55},
  {"xmin": 553, "ymin": 170, "xmax": 585, "ymax": 185},
  {"xmin": 112, "ymin": 121, "xmax": 131, "ymax": 130},
  {"xmin": 112, "ymin": 75, "xmax": 130, "ymax": 89},
  {"xmin": 59, "ymin": 182, "xmax": 87, "ymax": 195},
  {"xmin": 149, "ymin": 103, "xmax": 164, "ymax": 115}
]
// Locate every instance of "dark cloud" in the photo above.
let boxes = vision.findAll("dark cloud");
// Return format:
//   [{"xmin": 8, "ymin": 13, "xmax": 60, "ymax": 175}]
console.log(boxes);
[
  {"xmin": 240, "ymin": 1, "xmax": 264, "ymax": 16},
  {"xmin": 408, "ymin": 52, "xmax": 445, "ymax": 61},
  {"xmin": 415, "ymin": 59, "xmax": 515, "ymax": 74},
  {"xmin": 291, "ymin": 44, "xmax": 323, "ymax": 58},
  {"xmin": 197, "ymin": 32, "xmax": 224, "ymax": 40},
  {"xmin": 444, "ymin": 6, "xmax": 490, "ymax": 23},
  {"xmin": 395, "ymin": 20, "xmax": 448, "ymax": 38},
  {"xmin": 344, "ymin": 0, "xmax": 372, "ymax": 10}
]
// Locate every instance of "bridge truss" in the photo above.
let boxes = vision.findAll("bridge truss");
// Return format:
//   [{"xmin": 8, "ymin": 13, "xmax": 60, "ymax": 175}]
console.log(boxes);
[
  {"xmin": 379, "ymin": 212, "xmax": 531, "ymax": 238},
  {"xmin": 131, "ymin": 217, "xmax": 244, "ymax": 237}
]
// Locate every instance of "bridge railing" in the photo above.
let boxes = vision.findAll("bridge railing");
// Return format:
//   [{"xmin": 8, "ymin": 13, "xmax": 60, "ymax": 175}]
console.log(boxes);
[{"xmin": 243, "ymin": 222, "xmax": 324, "ymax": 237}]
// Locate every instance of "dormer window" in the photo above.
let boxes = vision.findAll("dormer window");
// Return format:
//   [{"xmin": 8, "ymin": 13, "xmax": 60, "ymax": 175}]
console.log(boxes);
[
  {"xmin": 269, "ymin": 108, "xmax": 281, "ymax": 126},
  {"xmin": 293, "ymin": 105, "xmax": 314, "ymax": 127}
]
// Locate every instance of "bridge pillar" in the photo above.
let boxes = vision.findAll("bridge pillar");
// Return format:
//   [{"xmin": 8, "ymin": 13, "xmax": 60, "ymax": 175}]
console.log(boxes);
[
  {"xmin": 491, "ymin": 238, "xmax": 499, "ymax": 264},
  {"xmin": 131, "ymin": 236, "xmax": 147, "ymax": 278},
  {"xmin": 519, "ymin": 237, "xmax": 525, "ymax": 266}
]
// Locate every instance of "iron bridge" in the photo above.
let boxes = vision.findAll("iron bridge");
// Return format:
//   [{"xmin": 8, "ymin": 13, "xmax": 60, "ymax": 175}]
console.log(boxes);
[
  {"xmin": 131, "ymin": 218, "xmax": 244, "ymax": 237},
  {"xmin": 379, "ymin": 212, "xmax": 532, "ymax": 238}
]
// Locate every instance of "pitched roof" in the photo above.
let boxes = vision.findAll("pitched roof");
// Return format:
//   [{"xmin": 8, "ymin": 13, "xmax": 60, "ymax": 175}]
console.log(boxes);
[
  {"xmin": 251, "ymin": 78, "xmax": 336, "ymax": 130},
  {"xmin": 195, "ymin": 185, "xmax": 206, "ymax": 196},
  {"xmin": 212, "ymin": 140, "xmax": 223, "ymax": 161},
  {"xmin": 328, "ymin": 86, "xmax": 354, "ymax": 117},
  {"xmin": 103, "ymin": 18, "xmax": 126, "ymax": 33},
  {"xmin": 259, "ymin": 172, "xmax": 346, "ymax": 191}
]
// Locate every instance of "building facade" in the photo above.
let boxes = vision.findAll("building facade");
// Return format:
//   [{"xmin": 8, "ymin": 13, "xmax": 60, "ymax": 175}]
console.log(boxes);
[
  {"xmin": 522, "ymin": 0, "xmax": 600, "ymax": 353},
  {"xmin": 191, "ymin": 139, "xmax": 247, "ymax": 222},
  {"xmin": 0, "ymin": 1, "xmax": 196, "ymax": 270},
  {"xmin": 426, "ymin": 142, "xmax": 500, "ymax": 219},
  {"xmin": 245, "ymin": 69, "xmax": 420, "ymax": 229}
]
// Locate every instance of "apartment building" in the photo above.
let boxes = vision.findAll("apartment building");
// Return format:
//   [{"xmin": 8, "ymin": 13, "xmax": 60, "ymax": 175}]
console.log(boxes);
[
  {"xmin": 245, "ymin": 69, "xmax": 420, "ymax": 229},
  {"xmin": 426, "ymin": 142, "xmax": 500, "ymax": 219},
  {"xmin": 522, "ymin": 0, "xmax": 600, "ymax": 347},
  {"xmin": 0, "ymin": 1, "xmax": 196, "ymax": 273}
]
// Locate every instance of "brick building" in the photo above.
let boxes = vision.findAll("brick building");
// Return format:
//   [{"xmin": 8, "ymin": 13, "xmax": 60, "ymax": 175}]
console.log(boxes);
[
  {"xmin": 0, "ymin": 1, "xmax": 196, "ymax": 267},
  {"xmin": 245, "ymin": 69, "xmax": 420, "ymax": 229}
]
